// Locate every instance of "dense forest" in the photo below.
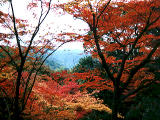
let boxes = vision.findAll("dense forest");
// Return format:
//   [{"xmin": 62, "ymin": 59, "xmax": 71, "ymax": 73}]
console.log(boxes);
[{"xmin": 0, "ymin": 0, "xmax": 160, "ymax": 120}]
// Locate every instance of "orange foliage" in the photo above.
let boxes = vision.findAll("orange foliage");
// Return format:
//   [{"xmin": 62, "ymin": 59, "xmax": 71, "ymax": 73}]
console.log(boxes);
[
  {"xmin": 23, "ymin": 71, "xmax": 123, "ymax": 119},
  {"xmin": 58, "ymin": 0, "xmax": 160, "ymax": 98}
]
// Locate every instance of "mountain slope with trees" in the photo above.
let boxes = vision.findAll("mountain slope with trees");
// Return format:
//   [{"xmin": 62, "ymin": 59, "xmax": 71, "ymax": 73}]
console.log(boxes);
[
  {"xmin": 45, "ymin": 49, "xmax": 89, "ymax": 69},
  {"xmin": 0, "ymin": 0, "xmax": 160, "ymax": 120}
]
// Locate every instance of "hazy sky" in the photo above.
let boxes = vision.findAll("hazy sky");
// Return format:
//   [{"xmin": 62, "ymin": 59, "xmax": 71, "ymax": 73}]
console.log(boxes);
[{"xmin": 1, "ymin": 0, "xmax": 89, "ymax": 50}]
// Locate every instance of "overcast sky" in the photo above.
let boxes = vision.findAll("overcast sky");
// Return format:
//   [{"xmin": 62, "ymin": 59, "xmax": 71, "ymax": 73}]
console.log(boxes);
[{"xmin": 1, "ymin": 0, "xmax": 89, "ymax": 50}]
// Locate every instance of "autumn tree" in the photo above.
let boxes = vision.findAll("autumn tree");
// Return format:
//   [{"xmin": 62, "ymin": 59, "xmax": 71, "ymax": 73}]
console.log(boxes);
[
  {"xmin": 26, "ymin": 70, "xmax": 124, "ymax": 120},
  {"xmin": 59, "ymin": 0, "xmax": 160, "ymax": 119},
  {"xmin": 73, "ymin": 56, "xmax": 102, "ymax": 72},
  {"xmin": 0, "ymin": 0, "xmax": 71, "ymax": 119}
]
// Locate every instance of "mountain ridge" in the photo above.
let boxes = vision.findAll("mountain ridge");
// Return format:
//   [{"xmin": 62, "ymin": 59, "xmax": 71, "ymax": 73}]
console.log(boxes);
[{"xmin": 45, "ymin": 49, "xmax": 89, "ymax": 70}]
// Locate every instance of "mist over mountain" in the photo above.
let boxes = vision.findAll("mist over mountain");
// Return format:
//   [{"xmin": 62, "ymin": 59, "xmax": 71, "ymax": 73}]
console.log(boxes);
[{"xmin": 45, "ymin": 49, "xmax": 89, "ymax": 70}]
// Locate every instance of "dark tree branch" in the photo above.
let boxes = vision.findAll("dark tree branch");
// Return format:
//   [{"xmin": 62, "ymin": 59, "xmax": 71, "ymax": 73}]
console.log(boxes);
[
  {"xmin": 122, "ymin": 41, "xmax": 160, "ymax": 91},
  {"xmin": 91, "ymin": 12, "xmax": 115, "ymax": 82},
  {"xmin": 24, "ymin": 40, "xmax": 70, "ymax": 107},
  {"xmin": 118, "ymin": 13, "xmax": 160, "ymax": 91},
  {"xmin": 96, "ymin": 0, "xmax": 111, "ymax": 27},
  {"xmin": 10, "ymin": 1, "xmax": 23, "ymax": 59},
  {"xmin": 21, "ymin": 40, "xmax": 51, "ymax": 110},
  {"xmin": 24, "ymin": 0, "xmax": 52, "ymax": 59},
  {"xmin": 121, "ymin": 79, "xmax": 156, "ymax": 101}
]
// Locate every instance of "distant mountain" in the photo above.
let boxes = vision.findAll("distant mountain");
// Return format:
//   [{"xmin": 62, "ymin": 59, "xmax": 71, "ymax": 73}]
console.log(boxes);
[{"xmin": 45, "ymin": 49, "xmax": 89, "ymax": 70}]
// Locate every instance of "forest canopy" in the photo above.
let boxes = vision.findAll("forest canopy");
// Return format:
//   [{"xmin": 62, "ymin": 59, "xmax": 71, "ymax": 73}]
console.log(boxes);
[{"xmin": 0, "ymin": 0, "xmax": 160, "ymax": 120}]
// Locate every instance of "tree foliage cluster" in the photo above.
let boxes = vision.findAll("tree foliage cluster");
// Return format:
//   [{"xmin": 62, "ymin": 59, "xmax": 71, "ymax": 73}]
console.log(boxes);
[{"xmin": 0, "ymin": 0, "xmax": 160, "ymax": 120}]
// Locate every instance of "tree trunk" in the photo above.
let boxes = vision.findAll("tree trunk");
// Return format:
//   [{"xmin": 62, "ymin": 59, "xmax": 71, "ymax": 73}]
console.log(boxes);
[
  {"xmin": 112, "ymin": 85, "xmax": 120, "ymax": 120},
  {"xmin": 13, "ymin": 71, "xmax": 22, "ymax": 120},
  {"xmin": 14, "ymin": 59, "xmax": 25, "ymax": 120}
]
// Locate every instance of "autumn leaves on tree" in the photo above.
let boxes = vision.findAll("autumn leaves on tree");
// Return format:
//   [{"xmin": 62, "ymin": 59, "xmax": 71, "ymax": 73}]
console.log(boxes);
[
  {"xmin": 0, "ymin": 0, "xmax": 55, "ymax": 119},
  {"xmin": 0, "ymin": 0, "xmax": 160, "ymax": 120},
  {"xmin": 59, "ymin": 0, "xmax": 160, "ymax": 119}
]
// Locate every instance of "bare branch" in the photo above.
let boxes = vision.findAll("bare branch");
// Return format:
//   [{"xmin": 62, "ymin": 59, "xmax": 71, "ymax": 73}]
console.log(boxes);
[
  {"xmin": 23, "ymin": 40, "xmax": 70, "ymax": 107},
  {"xmin": 10, "ymin": 1, "xmax": 23, "ymax": 59},
  {"xmin": 24, "ymin": 0, "xmax": 52, "ymax": 59}
]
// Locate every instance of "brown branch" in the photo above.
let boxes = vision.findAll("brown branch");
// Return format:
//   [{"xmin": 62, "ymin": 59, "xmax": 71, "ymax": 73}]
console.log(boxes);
[
  {"xmin": 122, "ymin": 41, "xmax": 160, "ymax": 91},
  {"xmin": 23, "ymin": 40, "xmax": 70, "ymax": 108},
  {"xmin": 24, "ymin": 0, "xmax": 52, "ymax": 59},
  {"xmin": 10, "ymin": 1, "xmax": 23, "ymax": 59},
  {"xmin": 118, "ymin": 14, "xmax": 160, "ymax": 90},
  {"xmin": 121, "ymin": 80, "xmax": 156, "ymax": 101},
  {"xmin": 92, "ymin": 12, "xmax": 115, "ymax": 82},
  {"xmin": 96, "ymin": 0, "xmax": 111, "ymax": 27},
  {"xmin": 112, "ymin": 29, "xmax": 125, "ymax": 47},
  {"xmin": 21, "ymin": 40, "xmax": 51, "ymax": 104}
]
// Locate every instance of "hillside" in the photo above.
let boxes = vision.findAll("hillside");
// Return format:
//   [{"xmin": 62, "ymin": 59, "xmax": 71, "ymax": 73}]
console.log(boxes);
[{"xmin": 45, "ymin": 49, "xmax": 89, "ymax": 70}]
